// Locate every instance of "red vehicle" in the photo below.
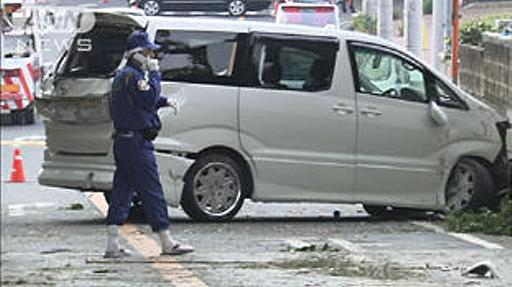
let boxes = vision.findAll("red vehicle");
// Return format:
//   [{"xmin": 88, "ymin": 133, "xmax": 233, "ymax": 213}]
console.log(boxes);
[{"xmin": 1, "ymin": 2, "xmax": 42, "ymax": 125}]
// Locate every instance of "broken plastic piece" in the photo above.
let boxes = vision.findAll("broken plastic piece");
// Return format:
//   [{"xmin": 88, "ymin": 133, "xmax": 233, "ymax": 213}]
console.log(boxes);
[{"xmin": 462, "ymin": 261, "xmax": 499, "ymax": 279}]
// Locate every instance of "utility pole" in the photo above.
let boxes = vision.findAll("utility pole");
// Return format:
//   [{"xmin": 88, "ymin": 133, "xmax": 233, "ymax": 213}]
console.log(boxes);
[
  {"xmin": 363, "ymin": 0, "xmax": 378, "ymax": 19},
  {"xmin": 404, "ymin": 0, "xmax": 423, "ymax": 57},
  {"xmin": 431, "ymin": 0, "xmax": 446, "ymax": 71},
  {"xmin": 452, "ymin": 0, "xmax": 461, "ymax": 83},
  {"xmin": 378, "ymin": 0, "xmax": 393, "ymax": 41}
]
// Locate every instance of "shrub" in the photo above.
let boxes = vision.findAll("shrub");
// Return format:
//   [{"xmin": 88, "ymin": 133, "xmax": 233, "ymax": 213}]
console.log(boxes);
[
  {"xmin": 460, "ymin": 21, "xmax": 496, "ymax": 46},
  {"xmin": 445, "ymin": 195, "xmax": 512, "ymax": 236},
  {"xmin": 460, "ymin": 13, "xmax": 512, "ymax": 46},
  {"xmin": 353, "ymin": 14, "xmax": 377, "ymax": 35},
  {"xmin": 423, "ymin": 0, "xmax": 432, "ymax": 15}
]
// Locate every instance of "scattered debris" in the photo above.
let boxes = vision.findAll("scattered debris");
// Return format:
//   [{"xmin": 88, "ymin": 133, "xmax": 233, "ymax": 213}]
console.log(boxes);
[
  {"xmin": 333, "ymin": 209, "xmax": 341, "ymax": 219},
  {"xmin": 65, "ymin": 203, "xmax": 84, "ymax": 211},
  {"xmin": 462, "ymin": 261, "xmax": 499, "ymax": 279},
  {"xmin": 93, "ymin": 269, "xmax": 117, "ymax": 274},
  {"xmin": 40, "ymin": 248, "xmax": 72, "ymax": 255},
  {"xmin": 258, "ymin": 254, "xmax": 416, "ymax": 280},
  {"xmin": 286, "ymin": 240, "xmax": 316, "ymax": 252},
  {"xmin": 284, "ymin": 241, "xmax": 340, "ymax": 253}
]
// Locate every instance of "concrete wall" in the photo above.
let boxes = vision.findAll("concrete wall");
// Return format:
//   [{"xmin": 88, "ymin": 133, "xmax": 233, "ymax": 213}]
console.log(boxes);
[
  {"xmin": 459, "ymin": 33, "xmax": 512, "ymax": 113},
  {"xmin": 460, "ymin": 44, "xmax": 484, "ymax": 98}
]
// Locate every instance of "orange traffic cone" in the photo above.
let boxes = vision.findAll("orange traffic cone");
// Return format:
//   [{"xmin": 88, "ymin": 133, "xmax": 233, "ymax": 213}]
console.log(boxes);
[{"xmin": 10, "ymin": 148, "xmax": 26, "ymax": 183}]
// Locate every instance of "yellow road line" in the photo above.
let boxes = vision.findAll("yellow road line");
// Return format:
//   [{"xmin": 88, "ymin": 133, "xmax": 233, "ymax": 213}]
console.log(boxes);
[
  {"xmin": 1, "ymin": 140, "xmax": 46, "ymax": 147},
  {"xmin": 89, "ymin": 193, "xmax": 208, "ymax": 287}
]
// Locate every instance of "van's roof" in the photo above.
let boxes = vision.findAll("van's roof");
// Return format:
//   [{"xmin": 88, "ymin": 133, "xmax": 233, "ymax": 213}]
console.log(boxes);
[{"xmin": 146, "ymin": 16, "xmax": 396, "ymax": 47}]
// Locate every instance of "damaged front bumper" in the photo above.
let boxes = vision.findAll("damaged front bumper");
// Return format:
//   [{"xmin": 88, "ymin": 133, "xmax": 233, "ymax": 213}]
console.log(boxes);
[
  {"xmin": 492, "ymin": 121, "xmax": 511, "ymax": 198},
  {"xmin": 156, "ymin": 152, "xmax": 195, "ymax": 207}
]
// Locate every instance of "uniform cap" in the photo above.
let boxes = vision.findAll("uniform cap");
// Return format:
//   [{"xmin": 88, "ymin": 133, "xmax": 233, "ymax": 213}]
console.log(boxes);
[{"xmin": 127, "ymin": 31, "xmax": 160, "ymax": 51}]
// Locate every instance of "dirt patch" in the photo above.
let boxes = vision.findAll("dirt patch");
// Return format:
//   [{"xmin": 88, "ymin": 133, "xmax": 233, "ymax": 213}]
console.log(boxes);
[{"xmin": 244, "ymin": 253, "xmax": 419, "ymax": 281}]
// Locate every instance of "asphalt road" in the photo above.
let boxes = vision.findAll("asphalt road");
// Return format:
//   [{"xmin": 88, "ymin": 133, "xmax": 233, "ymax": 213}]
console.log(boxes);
[{"xmin": 2, "ymin": 119, "xmax": 512, "ymax": 287}]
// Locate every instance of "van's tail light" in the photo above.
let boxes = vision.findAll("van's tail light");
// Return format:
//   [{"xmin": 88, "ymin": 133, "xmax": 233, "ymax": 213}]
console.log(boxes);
[
  {"xmin": 2, "ymin": 69, "xmax": 20, "ymax": 78},
  {"xmin": 282, "ymin": 7, "xmax": 301, "ymax": 13},
  {"xmin": 315, "ymin": 6, "xmax": 334, "ymax": 13},
  {"xmin": 31, "ymin": 66, "xmax": 42, "ymax": 80},
  {"xmin": 5, "ymin": 3, "xmax": 22, "ymax": 14}
]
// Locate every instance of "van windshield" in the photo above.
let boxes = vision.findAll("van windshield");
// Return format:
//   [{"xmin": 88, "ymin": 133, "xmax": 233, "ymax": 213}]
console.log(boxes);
[{"xmin": 59, "ymin": 25, "xmax": 133, "ymax": 77}]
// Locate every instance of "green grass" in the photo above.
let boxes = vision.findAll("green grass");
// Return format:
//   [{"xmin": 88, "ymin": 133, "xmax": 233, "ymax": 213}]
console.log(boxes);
[{"xmin": 444, "ymin": 195, "xmax": 512, "ymax": 236}]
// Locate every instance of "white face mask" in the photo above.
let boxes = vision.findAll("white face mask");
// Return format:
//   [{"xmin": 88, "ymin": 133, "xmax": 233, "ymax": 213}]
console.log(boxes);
[{"xmin": 132, "ymin": 52, "xmax": 150, "ymax": 69}]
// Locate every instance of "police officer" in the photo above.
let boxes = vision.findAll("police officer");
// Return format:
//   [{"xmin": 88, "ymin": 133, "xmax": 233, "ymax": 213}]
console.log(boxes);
[{"xmin": 104, "ymin": 31, "xmax": 194, "ymax": 258}]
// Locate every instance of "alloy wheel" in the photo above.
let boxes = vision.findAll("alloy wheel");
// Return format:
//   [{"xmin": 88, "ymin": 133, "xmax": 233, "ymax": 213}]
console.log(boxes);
[
  {"xmin": 192, "ymin": 162, "xmax": 242, "ymax": 217},
  {"xmin": 143, "ymin": 0, "xmax": 160, "ymax": 16},
  {"xmin": 446, "ymin": 163, "xmax": 476, "ymax": 211},
  {"xmin": 228, "ymin": 0, "xmax": 246, "ymax": 16}
]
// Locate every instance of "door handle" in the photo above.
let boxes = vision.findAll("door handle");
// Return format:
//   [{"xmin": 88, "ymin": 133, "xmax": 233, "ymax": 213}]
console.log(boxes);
[
  {"xmin": 332, "ymin": 104, "xmax": 354, "ymax": 115},
  {"xmin": 360, "ymin": 107, "xmax": 383, "ymax": 118}
]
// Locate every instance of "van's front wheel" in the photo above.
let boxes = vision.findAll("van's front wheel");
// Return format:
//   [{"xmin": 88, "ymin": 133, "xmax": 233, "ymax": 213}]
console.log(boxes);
[
  {"xmin": 445, "ymin": 158, "xmax": 493, "ymax": 211},
  {"xmin": 142, "ymin": 0, "xmax": 161, "ymax": 16},
  {"xmin": 227, "ymin": 0, "xmax": 247, "ymax": 16},
  {"xmin": 182, "ymin": 153, "xmax": 246, "ymax": 222}
]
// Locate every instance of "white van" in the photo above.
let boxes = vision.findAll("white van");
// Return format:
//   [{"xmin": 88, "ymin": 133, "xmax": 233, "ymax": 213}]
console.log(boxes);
[{"xmin": 37, "ymin": 11, "xmax": 510, "ymax": 221}]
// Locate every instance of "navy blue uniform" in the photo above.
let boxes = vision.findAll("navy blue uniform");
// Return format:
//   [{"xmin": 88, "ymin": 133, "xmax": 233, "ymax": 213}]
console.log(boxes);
[{"xmin": 107, "ymin": 60, "xmax": 170, "ymax": 232}]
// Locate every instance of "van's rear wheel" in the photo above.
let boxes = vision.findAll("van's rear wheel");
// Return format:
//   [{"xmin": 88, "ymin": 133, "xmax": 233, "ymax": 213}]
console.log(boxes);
[
  {"xmin": 182, "ymin": 153, "xmax": 246, "ymax": 222},
  {"xmin": 103, "ymin": 192, "xmax": 148, "ymax": 222},
  {"xmin": 23, "ymin": 105, "xmax": 35, "ymax": 125},
  {"xmin": 445, "ymin": 158, "xmax": 493, "ymax": 211}
]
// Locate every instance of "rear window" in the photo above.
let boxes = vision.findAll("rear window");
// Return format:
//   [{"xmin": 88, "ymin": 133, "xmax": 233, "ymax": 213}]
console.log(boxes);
[
  {"xmin": 59, "ymin": 25, "xmax": 133, "ymax": 77},
  {"xmin": 155, "ymin": 30, "xmax": 241, "ymax": 85},
  {"xmin": 3, "ymin": 34, "xmax": 35, "ymax": 58},
  {"xmin": 277, "ymin": 5, "xmax": 338, "ymax": 27},
  {"xmin": 249, "ymin": 36, "xmax": 337, "ymax": 92}
]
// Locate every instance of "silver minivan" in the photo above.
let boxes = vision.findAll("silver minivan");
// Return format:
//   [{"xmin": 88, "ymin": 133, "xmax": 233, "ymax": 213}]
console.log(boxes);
[{"xmin": 37, "ymin": 11, "xmax": 510, "ymax": 221}]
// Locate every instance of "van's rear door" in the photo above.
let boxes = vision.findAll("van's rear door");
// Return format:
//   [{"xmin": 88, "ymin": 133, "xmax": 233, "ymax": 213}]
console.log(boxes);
[{"xmin": 36, "ymin": 12, "xmax": 146, "ymax": 190}]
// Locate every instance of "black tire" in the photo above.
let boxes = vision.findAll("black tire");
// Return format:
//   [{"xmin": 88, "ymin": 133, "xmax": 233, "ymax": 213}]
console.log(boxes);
[
  {"xmin": 102, "ymin": 191, "xmax": 148, "ymax": 223},
  {"xmin": 23, "ymin": 105, "xmax": 35, "ymax": 125},
  {"xmin": 445, "ymin": 158, "xmax": 494, "ymax": 211},
  {"xmin": 227, "ymin": 0, "xmax": 247, "ymax": 16},
  {"xmin": 182, "ymin": 153, "xmax": 247, "ymax": 222},
  {"xmin": 142, "ymin": 0, "xmax": 161, "ymax": 16},
  {"xmin": 11, "ymin": 110, "xmax": 24, "ymax": 125}
]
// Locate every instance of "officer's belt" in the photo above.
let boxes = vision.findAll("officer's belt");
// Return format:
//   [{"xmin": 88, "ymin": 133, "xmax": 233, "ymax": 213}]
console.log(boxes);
[{"xmin": 113, "ymin": 131, "xmax": 137, "ymax": 138}]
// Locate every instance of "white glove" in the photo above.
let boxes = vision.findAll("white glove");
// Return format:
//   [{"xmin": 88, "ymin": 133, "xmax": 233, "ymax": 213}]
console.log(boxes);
[
  {"xmin": 148, "ymin": 59, "xmax": 159, "ymax": 72},
  {"xmin": 167, "ymin": 99, "xmax": 180, "ymax": 115},
  {"xmin": 167, "ymin": 95, "xmax": 186, "ymax": 115}
]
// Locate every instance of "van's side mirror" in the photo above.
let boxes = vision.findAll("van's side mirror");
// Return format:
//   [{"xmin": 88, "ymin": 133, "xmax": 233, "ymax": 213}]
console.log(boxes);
[{"xmin": 429, "ymin": 100, "xmax": 448, "ymax": 126}]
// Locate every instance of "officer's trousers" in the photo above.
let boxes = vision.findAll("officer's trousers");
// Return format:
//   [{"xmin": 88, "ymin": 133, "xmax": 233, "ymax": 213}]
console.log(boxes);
[{"xmin": 106, "ymin": 132, "xmax": 170, "ymax": 232}]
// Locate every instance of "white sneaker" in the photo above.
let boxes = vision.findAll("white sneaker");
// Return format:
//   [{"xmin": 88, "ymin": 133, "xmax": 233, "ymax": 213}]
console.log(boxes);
[
  {"xmin": 104, "ymin": 247, "xmax": 133, "ymax": 259},
  {"xmin": 104, "ymin": 225, "xmax": 132, "ymax": 258},
  {"xmin": 161, "ymin": 243, "xmax": 194, "ymax": 256}
]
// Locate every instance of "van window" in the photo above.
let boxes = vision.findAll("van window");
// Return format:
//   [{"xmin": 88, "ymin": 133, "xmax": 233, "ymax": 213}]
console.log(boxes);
[
  {"xmin": 250, "ymin": 37, "xmax": 336, "ymax": 91},
  {"xmin": 155, "ymin": 30, "xmax": 241, "ymax": 85},
  {"xmin": 432, "ymin": 79, "xmax": 466, "ymax": 109},
  {"xmin": 3, "ymin": 34, "xmax": 35, "ymax": 58},
  {"xmin": 61, "ymin": 26, "xmax": 133, "ymax": 77},
  {"xmin": 352, "ymin": 46, "xmax": 427, "ymax": 103}
]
